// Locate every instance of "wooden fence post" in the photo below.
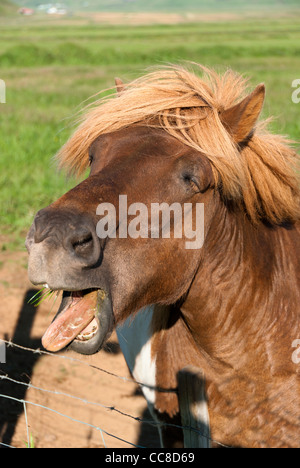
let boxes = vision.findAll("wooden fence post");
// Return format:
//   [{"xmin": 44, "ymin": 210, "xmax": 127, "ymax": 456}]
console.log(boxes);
[{"xmin": 177, "ymin": 366, "xmax": 211, "ymax": 448}]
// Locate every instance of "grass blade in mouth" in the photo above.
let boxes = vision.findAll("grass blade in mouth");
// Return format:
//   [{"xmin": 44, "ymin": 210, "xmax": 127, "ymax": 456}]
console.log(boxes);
[
  {"xmin": 28, "ymin": 287, "xmax": 46, "ymax": 305},
  {"xmin": 28, "ymin": 287, "xmax": 59, "ymax": 307}
]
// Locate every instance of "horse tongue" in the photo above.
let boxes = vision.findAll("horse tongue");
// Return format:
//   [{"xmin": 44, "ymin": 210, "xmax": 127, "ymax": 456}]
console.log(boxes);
[{"xmin": 42, "ymin": 291, "xmax": 98, "ymax": 352}]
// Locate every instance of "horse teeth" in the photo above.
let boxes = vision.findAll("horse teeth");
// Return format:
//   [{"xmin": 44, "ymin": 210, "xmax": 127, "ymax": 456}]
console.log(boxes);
[{"xmin": 77, "ymin": 327, "xmax": 97, "ymax": 341}]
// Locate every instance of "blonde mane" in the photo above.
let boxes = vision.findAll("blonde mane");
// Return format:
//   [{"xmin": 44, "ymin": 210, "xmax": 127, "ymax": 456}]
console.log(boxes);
[{"xmin": 57, "ymin": 64, "xmax": 300, "ymax": 225}]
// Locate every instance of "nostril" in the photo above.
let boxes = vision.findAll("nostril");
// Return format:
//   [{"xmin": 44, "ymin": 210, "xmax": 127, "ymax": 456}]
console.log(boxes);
[
  {"xmin": 67, "ymin": 227, "xmax": 100, "ymax": 266},
  {"xmin": 72, "ymin": 233, "xmax": 94, "ymax": 256},
  {"xmin": 27, "ymin": 208, "xmax": 101, "ymax": 267}
]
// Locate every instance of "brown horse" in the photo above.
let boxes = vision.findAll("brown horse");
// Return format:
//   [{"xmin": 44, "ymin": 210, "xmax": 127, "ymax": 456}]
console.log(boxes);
[{"xmin": 26, "ymin": 65, "xmax": 300, "ymax": 448}]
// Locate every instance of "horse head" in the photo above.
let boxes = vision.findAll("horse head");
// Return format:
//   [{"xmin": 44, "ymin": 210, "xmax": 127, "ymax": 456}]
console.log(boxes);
[{"xmin": 26, "ymin": 65, "xmax": 298, "ymax": 358}]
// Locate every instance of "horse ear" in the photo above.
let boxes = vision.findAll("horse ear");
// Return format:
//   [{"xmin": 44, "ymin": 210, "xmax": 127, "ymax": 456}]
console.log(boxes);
[
  {"xmin": 115, "ymin": 77, "xmax": 126, "ymax": 96},
  {"xmin": 220, "ymin": 84, "xmax": 265, "ymax": 143}
]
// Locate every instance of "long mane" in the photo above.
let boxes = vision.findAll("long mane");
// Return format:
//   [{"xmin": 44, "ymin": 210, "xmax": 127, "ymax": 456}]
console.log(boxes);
[{"xmin": 57, "ymin": 64, "xmax": 300, "ymax": 225}]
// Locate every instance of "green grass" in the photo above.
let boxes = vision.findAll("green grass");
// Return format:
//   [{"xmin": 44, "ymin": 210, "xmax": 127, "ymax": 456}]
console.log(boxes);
[
  {"xmin": 0, "ymin": 15, "xmax": 299, "ymax": 249},
  {"xmin": 14, "ymin": 0, "xmax": 300, "ymax": 13}
]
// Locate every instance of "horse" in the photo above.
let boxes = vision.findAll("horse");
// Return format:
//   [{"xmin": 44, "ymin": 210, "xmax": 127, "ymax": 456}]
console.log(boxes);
[{"xmin": 26, "ymin": 64, "xmax": 300, "ymax": 448}]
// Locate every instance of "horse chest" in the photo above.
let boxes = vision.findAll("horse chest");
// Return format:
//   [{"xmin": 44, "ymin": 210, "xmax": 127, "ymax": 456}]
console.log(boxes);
[{"xmin": 116, "ymin": 306, "xmax": 157, "ymax": 409}]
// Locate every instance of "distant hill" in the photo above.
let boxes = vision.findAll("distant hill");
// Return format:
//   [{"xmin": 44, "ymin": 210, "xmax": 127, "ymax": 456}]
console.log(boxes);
[
  {"xmin": 12, "ymin": 0, "xmax": 300, "ymax": 13},
  {"xmin": 0, "ymin": 0, "xmax": 18, "ymax": 15}
]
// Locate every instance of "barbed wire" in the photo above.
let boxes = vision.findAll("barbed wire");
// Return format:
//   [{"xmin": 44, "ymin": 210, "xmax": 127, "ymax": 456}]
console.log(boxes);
[
  {"xmin": 0, "ymin": 392, "xmax": 144, "ymax": 448},
  {"xmin": 0, "ymin": 373, "xmax": 159, "ymax": 428},
  {"xmin": 0, "ymin": 339, "xmax": 230, "ymax": 449},
  {"xmin": 2, "ymin": 340, "xmax": 177, "ymax": 394}
]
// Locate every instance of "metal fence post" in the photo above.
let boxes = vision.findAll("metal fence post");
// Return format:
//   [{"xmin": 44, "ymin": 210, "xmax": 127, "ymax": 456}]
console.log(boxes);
[
  {"xmin": 0, "ymin": 340, "xmax": 6, "ymax": 363},
  {"xmin": 178, "ymin": 365, "xmax": 210, "ymax": 448}
]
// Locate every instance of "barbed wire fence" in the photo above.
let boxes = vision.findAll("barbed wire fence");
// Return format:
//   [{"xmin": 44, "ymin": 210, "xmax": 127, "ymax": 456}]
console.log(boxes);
[{"xmin": 0, "ymin": 340, "xmax": 227, "ymax": 449}]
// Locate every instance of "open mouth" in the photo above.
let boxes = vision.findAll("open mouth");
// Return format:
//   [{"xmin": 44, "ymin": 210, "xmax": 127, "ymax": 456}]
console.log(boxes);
[{"xmin": 41, "ymin": 289, "xmax": 110, "ymax": 354}]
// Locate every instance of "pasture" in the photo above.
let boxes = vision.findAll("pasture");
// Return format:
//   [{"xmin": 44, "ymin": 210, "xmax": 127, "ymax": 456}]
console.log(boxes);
[
  {"xmin": 0, "ymin": 13, "xmax": 300, "ymax": 248},
  {"xmin": 0, "ymin": 11, "xmax": 299, "ymax": 448}
]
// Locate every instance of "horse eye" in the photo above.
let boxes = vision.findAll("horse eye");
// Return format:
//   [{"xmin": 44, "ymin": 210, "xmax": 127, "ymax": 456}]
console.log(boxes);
[
  {"xmin": 182, "ymin": 172, "xmax": 200, "ymax": 192},
  {"xmin": 89, "ymin": 154, "xmax": 94, "ymax": 166},
  {"xmin": 182, "ymin": 173, "xmax": 192, "ymax": 182}
]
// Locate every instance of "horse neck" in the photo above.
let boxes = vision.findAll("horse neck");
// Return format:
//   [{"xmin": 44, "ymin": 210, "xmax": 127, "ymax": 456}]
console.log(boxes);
[
  {"xmin": 181, "ymin": 199, "xmax": 300, "ymax": 374},
  {"xmin": 151, "ymin": 202, "xmax": 300, "ymax": 432}
]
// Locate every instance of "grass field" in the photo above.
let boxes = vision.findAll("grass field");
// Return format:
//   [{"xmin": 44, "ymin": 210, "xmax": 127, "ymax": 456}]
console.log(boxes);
[
  {"xmin": 0, "ymin": 12, "xmax": 300, "ymax": 249},
  {"xmin": 16, "ymin": 0, "xmax": 300, "ymax": 13}
]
